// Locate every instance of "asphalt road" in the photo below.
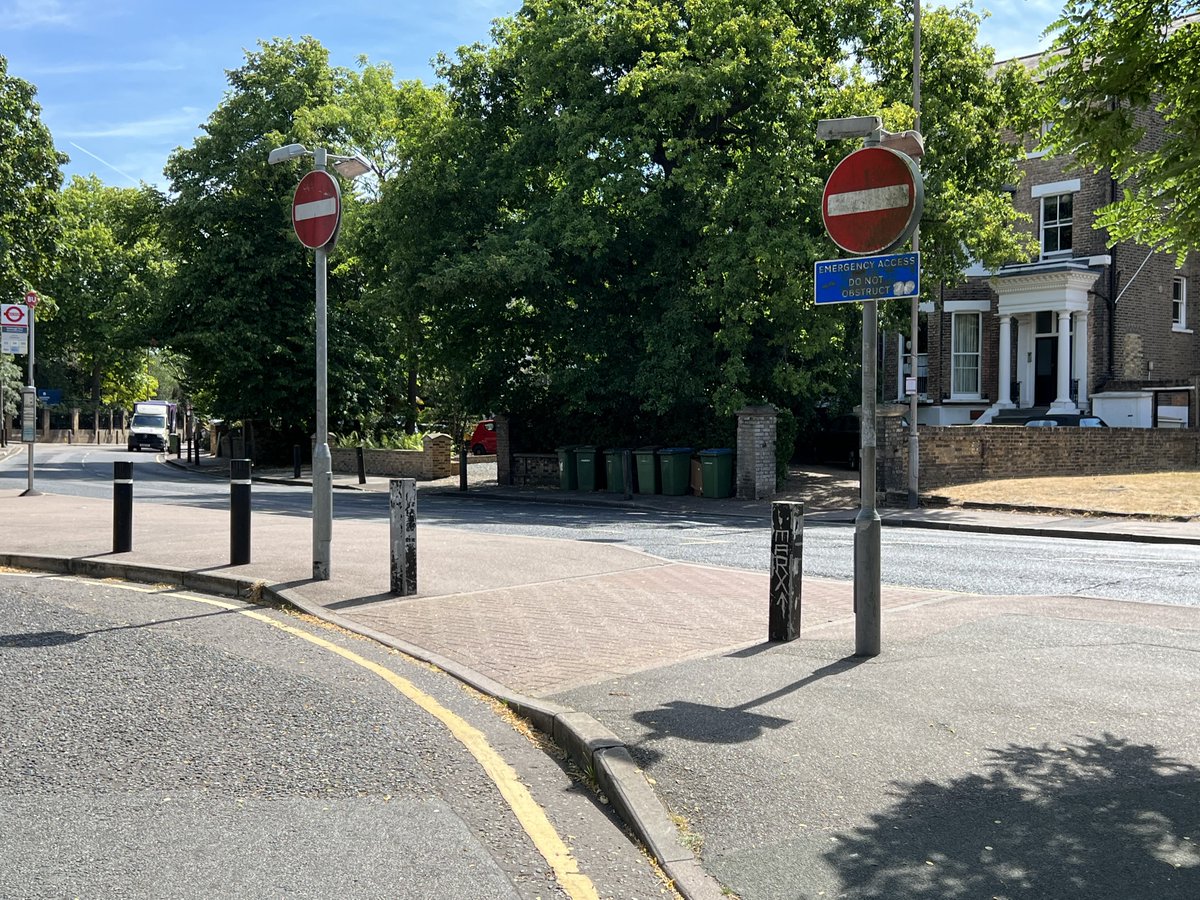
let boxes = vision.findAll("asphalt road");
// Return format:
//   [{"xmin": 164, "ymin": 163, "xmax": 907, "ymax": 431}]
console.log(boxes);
[
  {"xmin": 5, "ymin": 443, "xmax": 1199, "ymax": 607},
  {"xmin": 0, "ymin": 572, "xmax": 671, "ymax": 899}
]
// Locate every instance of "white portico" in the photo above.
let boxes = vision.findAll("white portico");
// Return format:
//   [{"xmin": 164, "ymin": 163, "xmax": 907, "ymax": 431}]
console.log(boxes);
[{"xmin": 978, "ymin": 260, "xmax": 1104, "ymax": 421}]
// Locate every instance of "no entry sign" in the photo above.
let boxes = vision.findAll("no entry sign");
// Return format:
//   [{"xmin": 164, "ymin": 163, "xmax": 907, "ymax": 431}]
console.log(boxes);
[
  {"xmin": 822, "ymin": 146, "xmax": 923, "ymax": 255},
  {"xmin": 292, "ymin": 170, "xmax": 342, "ymax": 250}
]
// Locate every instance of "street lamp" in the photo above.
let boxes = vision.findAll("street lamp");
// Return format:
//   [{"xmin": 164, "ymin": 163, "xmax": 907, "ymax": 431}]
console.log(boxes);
[{"xmin": 268, "ymin": 142, "xmax": 370, "ymax": 580}]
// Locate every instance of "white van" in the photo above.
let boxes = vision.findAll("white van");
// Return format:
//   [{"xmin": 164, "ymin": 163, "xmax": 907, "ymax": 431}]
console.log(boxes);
[{"xmin": 128, "ymin": 401, "xmax": 171, "ymax": 452}]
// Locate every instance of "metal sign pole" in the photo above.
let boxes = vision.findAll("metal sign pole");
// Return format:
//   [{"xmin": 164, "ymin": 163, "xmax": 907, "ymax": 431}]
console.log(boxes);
[
  {"xmin": 908, "ymin": 0, "xmax": 923, "ymax": 509},
  {"xmin": 312, "ymin": 147, "xmax": 333, "ymax": 581},
  {"xmin": 854, "ymin": 299, "xmax": 882, "ymax": 656},
  {"xmin": 21, "ymin": 297, "xmax": 38, "ymax": 497}
]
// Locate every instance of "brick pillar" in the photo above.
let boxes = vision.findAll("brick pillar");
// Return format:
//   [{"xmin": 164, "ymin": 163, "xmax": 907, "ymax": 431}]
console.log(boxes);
[
  {"xmin": 494, "ymin": 414, "xmax": 511, "ymax": 486},
  {"xmin": 736, "ymin": 406, "xmax": 777, "ymax": 500}
]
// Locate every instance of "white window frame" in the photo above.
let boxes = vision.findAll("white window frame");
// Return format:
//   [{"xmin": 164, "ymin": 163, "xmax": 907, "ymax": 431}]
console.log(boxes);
[
  {"xmin": 951, "ymin": 312, "xmax": 982, "ymax": 400},
  {"xmin": 1172, "ymin": 275, "xmax": 1188, "ymax": 331},
  {"xmin": 1039, "ymin": 193, "xmax": 1074, "ymax": 259}
]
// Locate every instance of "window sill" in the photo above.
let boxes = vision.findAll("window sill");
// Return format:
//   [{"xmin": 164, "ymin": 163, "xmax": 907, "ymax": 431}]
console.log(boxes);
[{"xmin": 1172, "ymin": 325, "xmax": 1193, "ymax": 334}]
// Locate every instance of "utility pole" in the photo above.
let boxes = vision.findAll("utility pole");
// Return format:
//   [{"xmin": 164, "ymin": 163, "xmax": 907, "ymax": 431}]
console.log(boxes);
[{"xmin": 908, "ymin": 0, "xmax": 923, "ymax": 509}]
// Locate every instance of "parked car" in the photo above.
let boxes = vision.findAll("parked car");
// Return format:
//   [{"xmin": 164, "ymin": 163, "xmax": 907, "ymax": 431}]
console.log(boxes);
[
  {"xmin": 467, "ymin": 419, "xmax": 497, "ymax": 455},
  {"xmin": 1024, "ymin": 415, "xmax": 1107, "ymax": 427}
]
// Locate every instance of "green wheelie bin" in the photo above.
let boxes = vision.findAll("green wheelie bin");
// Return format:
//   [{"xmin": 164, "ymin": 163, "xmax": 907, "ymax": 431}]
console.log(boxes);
[
  {"xmin": 699, "ymin": 448, "xmax": 735, "ymax": 499},
  {"xmin": 576, "ymin": 445, "xmax": 603, "ymax": 491},
  {"xmin": 556, "ymin": 446, "xmax": 579, "ymax": 491},
  {"xmin": 658, "ymin": 447, "xmax": 692, "ymax": 496},
  {"xmin": 634, "ymin": 447, "xmax": 661, "ymax": 494}
]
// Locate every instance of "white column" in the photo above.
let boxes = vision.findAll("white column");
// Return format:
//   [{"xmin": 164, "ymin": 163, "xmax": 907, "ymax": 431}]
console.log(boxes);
[
  {"xmin": 1074, "ymin": 310, "xmax": 1090, "ymax": 410},
  {"xmin": 997, "ymin": 314, "xmax": 1013, "ymax": 407},
  {"xmin": 1051, "ymin": 310, "xmax": 1076, "ymax": 412}
]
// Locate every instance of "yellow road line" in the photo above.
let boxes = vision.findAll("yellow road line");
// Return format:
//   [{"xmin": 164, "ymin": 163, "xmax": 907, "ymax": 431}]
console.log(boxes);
[{"xmin": 161, "ymin": 589, "xmax": 599, "ymax": 900}]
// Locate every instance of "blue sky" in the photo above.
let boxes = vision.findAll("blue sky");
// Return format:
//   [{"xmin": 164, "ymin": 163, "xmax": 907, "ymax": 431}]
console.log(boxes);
[{"xmin": 2, "ymin": 0, "xmax": 1062, "ymax": 190}]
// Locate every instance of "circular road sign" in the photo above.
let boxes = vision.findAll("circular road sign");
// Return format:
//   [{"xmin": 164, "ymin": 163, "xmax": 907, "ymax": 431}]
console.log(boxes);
[
  {"xmin": 292, "ymin": 170, "xmax": 342, "ymax": 250},
  {"xmin": 24, "ymin": 290, "xmax": 38, "ymax": 307},
  {"xmin": 822, "ymin": 146, "xmax": 923, "ymax": 255},
  {"xmin": 4, "ymin": 305, "xmax": 27, "ymax": 324}
]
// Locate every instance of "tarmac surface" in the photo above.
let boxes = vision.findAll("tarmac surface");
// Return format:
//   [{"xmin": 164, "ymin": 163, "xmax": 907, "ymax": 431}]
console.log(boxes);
[{"xmin": 2, "ymin": 448, "xmax": 1198, "ymax": 899}]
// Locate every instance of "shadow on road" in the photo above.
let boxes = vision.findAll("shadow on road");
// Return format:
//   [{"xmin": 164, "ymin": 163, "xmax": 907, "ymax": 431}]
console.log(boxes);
[{"xmin": 826, "ymin": 733, "xmax": 1200, "ymax": 899}]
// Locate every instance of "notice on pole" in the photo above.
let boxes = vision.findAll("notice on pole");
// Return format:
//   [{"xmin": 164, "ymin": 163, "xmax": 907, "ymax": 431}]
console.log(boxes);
[
  {"xmin": 21, "ymin": 388, "xmax": 36, "ymax": 442},
  {"xmin": 2, "ymin": 303, "xmax": 29, "ymax": 354},
  {"xmin": 814, "ymin": 252, "xmax": 920, "ymax": 305}
]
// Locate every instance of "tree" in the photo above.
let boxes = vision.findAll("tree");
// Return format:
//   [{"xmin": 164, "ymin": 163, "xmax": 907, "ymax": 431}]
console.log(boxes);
[
  {"xmin": 387, "ymin": 0, "xmax": 1034, "ymax": 446},
  {"xmin": 0, "ymin": 55, "xmax": 65, "ymax": 303},
  {"xmin": 1041, "ymin": 1, "xmax": 1200, "ymax": 258},
  {"xmin": 160, "ymin": 38, "xmax": 346, "ymax": 445},
  {"xmin": 304, "ymin": 63, "xmax": 455, "ymax": 434},
  {"xmin": 40, "ymin": 176, "xmax": 168, "ymax": 407}
]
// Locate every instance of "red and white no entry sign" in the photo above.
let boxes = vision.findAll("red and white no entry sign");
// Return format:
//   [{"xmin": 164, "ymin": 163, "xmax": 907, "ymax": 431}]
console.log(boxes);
[
  {"xmin": 292, "ymin": 170, "xmax": 342, "ymax": 250},
  {"xmin": 822, "ymin": 146, "xmax": 923, "ymax": 255}
]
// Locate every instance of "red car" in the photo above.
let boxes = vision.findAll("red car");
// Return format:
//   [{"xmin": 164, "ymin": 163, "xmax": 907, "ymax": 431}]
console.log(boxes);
[{"xmin": 467, "ymin": 419, "xmax": 497, "ymax": 455}]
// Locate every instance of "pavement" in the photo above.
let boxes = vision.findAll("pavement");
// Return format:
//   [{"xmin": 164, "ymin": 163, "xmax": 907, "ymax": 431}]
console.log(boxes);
[{"xmin": 2, "ymin": 448, "xmax": 1199, "ymax": 899}]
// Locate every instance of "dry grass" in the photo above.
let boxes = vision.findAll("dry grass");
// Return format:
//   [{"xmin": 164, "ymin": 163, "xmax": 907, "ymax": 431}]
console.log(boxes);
[{"xmin": 934, "ymin": 471, "xmax": 1200, "ymax": 518}]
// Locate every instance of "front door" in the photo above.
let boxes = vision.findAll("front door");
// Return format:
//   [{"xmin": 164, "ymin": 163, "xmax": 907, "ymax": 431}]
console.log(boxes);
[{"xmin": 1034, "ymin": 336, "xmax": 1057, "ymax": 405}]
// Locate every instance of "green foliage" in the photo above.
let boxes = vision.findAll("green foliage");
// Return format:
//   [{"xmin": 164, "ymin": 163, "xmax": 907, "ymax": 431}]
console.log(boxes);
[
  {"xmin": 40, "ymin": 176, "xmax": 168, "ymax": 405},
  {"xmin": 0, "ymin": 55, "xmax": 65, "ymax": 303},
  {"xmin": 1041, "ymin": 1, "xmax": 1200, "ymax": 259},
  {"xmin": 0, "ymin": 354, "xmax": 22, "ymax": 420},
  {"xmin": 159, "ymin": 38, "xmax": 343, "ymax": 435},
  {"xmin": 331, "ymin": 429, "xmax": 428, "ymax": 450}
]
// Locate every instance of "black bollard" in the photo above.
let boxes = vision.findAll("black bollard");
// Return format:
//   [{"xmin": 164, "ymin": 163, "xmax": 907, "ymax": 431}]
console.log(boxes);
[
  {"xmin": 622, "ymin": 449, "xmax": 633, "ymax": 499},
  {"xmin": 293, "ymin": 444, "xmax": 302, "ymax": 479},
  {"xmin": 356, "ymin": 446, "xmax": 367, "ymax": 485},
  {"xmin": 230, "ymin": 458, "xmax": 252, "ymax": 565},
  {"xmin": 193, "ymin": 425, "xmax": 201, "ymax": 465},
  {"xmin": 113, "ymin": 461, "xmax": 133, "ymax": 552},
  {"xmin": 459, "ymin": 442, "xmax": 468, "ymax": 491},
  {"xmin": 768, "ymin": 501, "xmax": 804, "ymax": 642}
]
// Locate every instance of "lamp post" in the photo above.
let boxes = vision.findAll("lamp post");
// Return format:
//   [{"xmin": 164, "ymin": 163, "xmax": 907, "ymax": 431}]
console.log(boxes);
[{"xmin": 268, "ymin": 143, "xmax": 370, "ymax": 580}]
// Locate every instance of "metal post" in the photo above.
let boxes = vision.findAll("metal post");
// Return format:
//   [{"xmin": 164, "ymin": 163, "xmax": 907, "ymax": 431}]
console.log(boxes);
[
  {"xmin": 908, "ymin": 0, "xmax": 923, "ymax": 509},
  {"xmin": 21, "ymin": 301, "xmax": 37, "ymax": 496},
  {"xmin": 293, "ymin": 444, "xmax": 302, "ymax": 479},
  {"xmin": 356, "ymin": 445, "xmax": 366, "ymax": 485},
  {"xmin": 769, "ymin": 501, "xmax": 804, "ymax": 642},
  {"xmin": 230, "ymin": 458, "xmax": 252, "ymax": 565},
  {"xmin": 459, "ymin": 441, "xmax": 468, "ymax": 491},
  {"xmin": 312, "ymin": 151, "xmax": 333, "ymax": 581},
  {"xmin": 389, "ymin": 478, "xmax": 417, "ymax": 596},
  {"xmin": 854, "ymin": 300, "xmax": 882, "ymax": 657},
  {"xmin": 113, "ymin": 461, "xmax": 133, "ymax": 552},
  {"xmin": 622, "ymin": 449, "xmax": 633, "ymax": 499},
  {"xmin": 193, "ymin": 425, "xmax": 200, "ymax": 465}
]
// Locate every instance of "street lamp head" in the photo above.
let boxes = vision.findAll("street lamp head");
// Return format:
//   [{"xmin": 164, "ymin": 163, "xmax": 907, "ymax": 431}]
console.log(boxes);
[
  {"xmin": 268, "ymin": 143, "xmax": 309, "ymax": 165},
  {"xmin": 331, "ymin": 154, "xmax": 371, "ymax": 179}
]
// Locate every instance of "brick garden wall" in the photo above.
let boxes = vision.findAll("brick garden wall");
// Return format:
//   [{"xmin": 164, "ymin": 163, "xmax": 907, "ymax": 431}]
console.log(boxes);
[
  {"xmin": 330, "ymin": 434, "xmax": 454, "ymax": 480},
  {"xmin": 510, "ymin": 453, "xmax": 559, "ymax": 488},
  {"xmin": 879, "ymin": 414, "xmax": 1200, "ymax": 492}
]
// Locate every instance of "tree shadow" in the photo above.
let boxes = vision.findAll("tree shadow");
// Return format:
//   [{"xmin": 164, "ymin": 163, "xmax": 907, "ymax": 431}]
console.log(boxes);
[{"xmin": 827, "ymin": 733, "xmax": 1200, "ymax": 899}]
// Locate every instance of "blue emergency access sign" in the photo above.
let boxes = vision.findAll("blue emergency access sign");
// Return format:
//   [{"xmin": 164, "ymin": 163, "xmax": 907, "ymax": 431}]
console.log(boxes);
[{"xmin": 815, "ymin": 252, "xmax": 920, "ymax": 305}]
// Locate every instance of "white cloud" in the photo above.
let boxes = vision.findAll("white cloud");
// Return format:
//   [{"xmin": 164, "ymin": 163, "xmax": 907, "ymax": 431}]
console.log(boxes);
[
  {"xmin": 24, "ymin": 58, "xmax": 186, "ymax": 76},
  {"xmin": 62, "ymin": 108, "xmax": 202, "ymax": 140},
  {"xmin": 0, "ymin": 0, "xmax": 77, "ymax": 29}
]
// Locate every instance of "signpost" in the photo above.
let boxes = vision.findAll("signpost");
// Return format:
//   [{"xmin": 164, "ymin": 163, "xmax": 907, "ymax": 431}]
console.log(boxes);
[
  {"xmin": 821, "ymin": 146, "xmax": 922, "ymax": 255},
  {"xmin": 815, "ymin": 252, "xmax": 920, "ymax": 305},
  {"xmin": 20, "ymin": 290, "xmax": 39, "ymax": 495},
  {"xmin": 817, "ymin": 124, "xmax": 925, "ymax": 659},
  {"xmin": 292, "ymin": 170, "xmax": 342, "ymax": 250}
]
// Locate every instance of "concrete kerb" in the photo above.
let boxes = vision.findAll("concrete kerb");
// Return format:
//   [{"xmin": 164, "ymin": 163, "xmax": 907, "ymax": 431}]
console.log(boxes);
[{"xmin": 1, "ymin": 551, "xmax": 725, "ymax": 900}]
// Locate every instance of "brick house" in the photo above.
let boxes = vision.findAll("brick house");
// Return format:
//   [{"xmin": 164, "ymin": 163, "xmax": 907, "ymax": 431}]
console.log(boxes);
[{"xmin": 884, "ymin": 45, "xmax": 1200, "ymax": 432}]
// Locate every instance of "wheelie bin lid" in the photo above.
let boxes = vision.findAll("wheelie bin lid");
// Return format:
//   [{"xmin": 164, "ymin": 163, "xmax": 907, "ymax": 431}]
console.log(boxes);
[
  {"xmin": 699, "ymin": 447, "xmax": 734, "ymax": 456},
  {"xmin": 658, "ymin": 447, "xmax": 693, "ymax": 455}
]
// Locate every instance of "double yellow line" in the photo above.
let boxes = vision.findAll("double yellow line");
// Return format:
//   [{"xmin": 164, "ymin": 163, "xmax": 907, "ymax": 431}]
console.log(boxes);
[{"xmin": 86, "ymin": 581, "xmax": 601, "ymax": 900}]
